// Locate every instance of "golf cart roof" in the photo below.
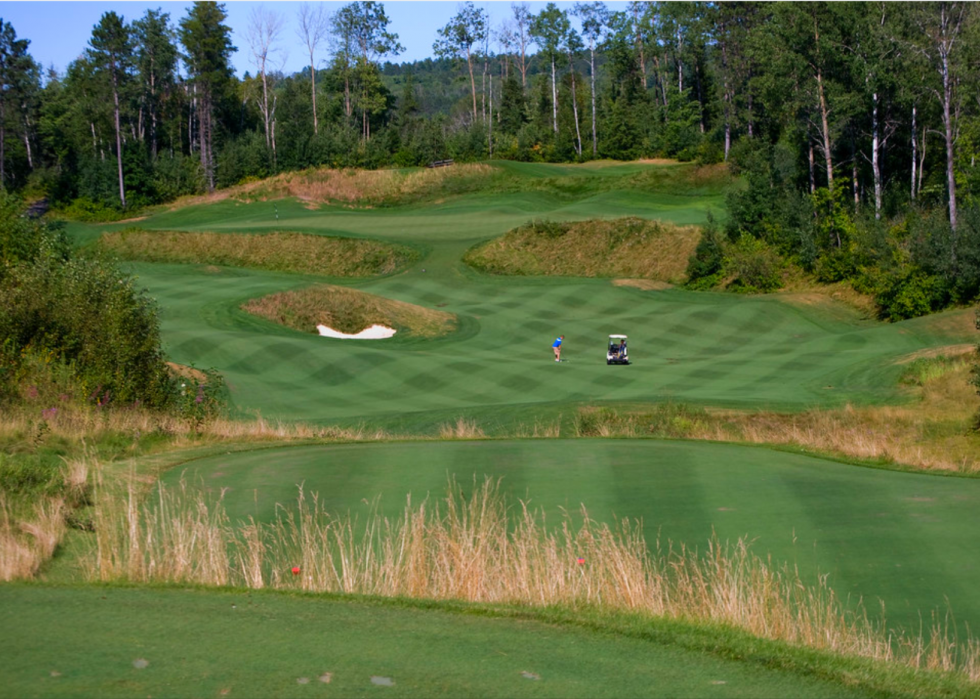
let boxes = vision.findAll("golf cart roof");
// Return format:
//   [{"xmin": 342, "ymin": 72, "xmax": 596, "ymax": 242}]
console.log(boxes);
[{"xmin": 609, "ymin": 334, "xmax": 627, "ymax": 339}]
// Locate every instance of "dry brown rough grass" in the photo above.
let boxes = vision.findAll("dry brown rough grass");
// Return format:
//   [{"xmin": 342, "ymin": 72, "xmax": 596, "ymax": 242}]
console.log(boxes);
[
  {"xmin": 464, "ymin": 217, "xmax": 701, "ymax": 281},
  {"xmin": 100, "ymin": 229, "xmax": 416, "ymax": 277},
  {"xmin": 242, "ymin": 284, "xmax": 457, "ymax": 337},
  {"xmin": 463, "ymin": 217, "xmax": 701, "ymax": 283}
]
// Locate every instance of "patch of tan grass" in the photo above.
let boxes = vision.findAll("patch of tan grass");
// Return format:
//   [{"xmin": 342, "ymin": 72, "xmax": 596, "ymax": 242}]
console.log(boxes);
[
  {"xmin": 100, "ymin": 229, "xmax": 417, "ymax": 277},
  {"xmin": 0, "ymin": 494, "xmax": 66, "ymax": 581},
  {"xmin": 777, "ymin": 281, "xmax": 878, "ymax": 320},
  {"xmin": 464, "ymin": 217, "xmax": 701, "ymax": 281},
  {"xmin": 83, "ymin": 474, "xmax": 980, "ymax": 681},
  {"xmin": 242, "ymin": 284, "xmax": 457, "ymax": 338},
  {"xmin": 438, "ymin": 417, "xmax": 486, "ymax": 439},
  {"xmin": 613, "ymin": 279, "xmax": 674, "ymax": 291}
]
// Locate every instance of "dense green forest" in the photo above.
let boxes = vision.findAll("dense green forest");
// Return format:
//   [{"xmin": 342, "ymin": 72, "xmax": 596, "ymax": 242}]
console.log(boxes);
[{"xmin": 3, "ymin": 1, "xmax": 980, "ymax": 317}]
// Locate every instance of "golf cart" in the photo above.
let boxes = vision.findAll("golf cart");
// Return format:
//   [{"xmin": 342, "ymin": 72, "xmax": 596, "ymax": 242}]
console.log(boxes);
[{"xmin": 607, "ymin": 334, "xmax": 629, "ymax": 365}]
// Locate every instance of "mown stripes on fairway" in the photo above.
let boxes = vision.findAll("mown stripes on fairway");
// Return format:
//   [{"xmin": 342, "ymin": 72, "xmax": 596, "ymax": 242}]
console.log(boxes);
[
  {"xmin": 139, "ymin": 254, "xmax": 970, "ymax": 425},
  {"xmin": 167, "ymin": 440, "xmax": 980, "ymax": 636}
]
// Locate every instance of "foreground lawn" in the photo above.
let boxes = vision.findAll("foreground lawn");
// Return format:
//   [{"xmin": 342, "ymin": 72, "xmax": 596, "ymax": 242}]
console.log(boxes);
[{"xmin": 0, "ymin": 584, "xmax": 912, "ymax": 698}]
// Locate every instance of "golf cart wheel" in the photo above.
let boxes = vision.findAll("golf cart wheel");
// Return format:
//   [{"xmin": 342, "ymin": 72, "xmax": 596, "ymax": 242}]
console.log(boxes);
[{"xmin": 606, "ymin": 360, "xmax": 612, "ymax": 365}]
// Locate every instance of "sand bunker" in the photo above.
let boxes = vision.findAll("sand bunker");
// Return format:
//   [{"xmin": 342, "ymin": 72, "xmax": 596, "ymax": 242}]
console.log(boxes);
[{"xmin": 317, "ymin": 323, "xmax": 396, "ymax": 339}]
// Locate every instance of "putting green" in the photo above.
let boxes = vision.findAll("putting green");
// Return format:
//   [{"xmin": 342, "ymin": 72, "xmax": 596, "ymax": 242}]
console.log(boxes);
[
  {"xmin": 79, "ymin": 163, "xmax": 967, "ymax": 426},
  {"xmin": 169, "ymin": 439, "xmax": 980, "ymax": 634},
  {"xmin": 0, "ymin": 585, "xmax": 875, "ymax": 698}
]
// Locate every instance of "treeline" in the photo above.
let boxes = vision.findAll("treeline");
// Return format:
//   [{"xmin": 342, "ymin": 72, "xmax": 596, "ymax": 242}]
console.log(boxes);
[{"xmin": 2, "ymin": 2, "xmax": 980, "ymax": 315}]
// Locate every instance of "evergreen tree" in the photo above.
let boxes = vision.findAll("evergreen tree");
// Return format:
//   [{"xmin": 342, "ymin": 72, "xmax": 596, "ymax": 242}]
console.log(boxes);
[{"xmin": 179, "ymin": 1, "xmax": 236, "ymax": 192}]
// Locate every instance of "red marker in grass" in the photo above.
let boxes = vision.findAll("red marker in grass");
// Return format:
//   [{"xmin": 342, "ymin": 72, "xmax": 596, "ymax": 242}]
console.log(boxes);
[
  {"xmin": 292, "ymin": 566, "xmax": 301, "ymax": 576},
  {"xmin": 576, "ymin": 557, "xmax": 585, "ymax": 565}
]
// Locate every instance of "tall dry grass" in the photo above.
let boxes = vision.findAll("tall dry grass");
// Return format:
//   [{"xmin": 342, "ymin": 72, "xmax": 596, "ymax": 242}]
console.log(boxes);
[
  {"xmin": 99, "ymin": 230, "xmax": 416, "ymax": 277},
  {"xmin": 464, "ymin": 217, "xmax": 701, "ymax": 282},
  {"xmin": 0, "ymin": 494, "xmax": 66, "ymax": 581},
  {"xmin": 0, "ymin": 403, "xmax": 387, "ymax": 448},
  {"xmin": 83, "ymin": 474, "xmax": 980, "ymax": 680}
]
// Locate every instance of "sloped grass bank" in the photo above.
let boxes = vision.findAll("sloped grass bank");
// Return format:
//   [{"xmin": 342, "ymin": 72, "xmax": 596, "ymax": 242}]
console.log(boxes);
[
  {"xmin": 464, "ymin": 217, "xmax": 700, "ymax": 281},
  {"xmin": 241, "ymin": 285, "xmax": 457, "ymax": 338},
  {"xmin": 99, "ymin": 229, "xmax": 419, "ymax": 277}
]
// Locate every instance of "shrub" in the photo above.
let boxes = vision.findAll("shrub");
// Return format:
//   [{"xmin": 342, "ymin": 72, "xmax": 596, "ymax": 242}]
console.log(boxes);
[
  {"xmin": 685, "ymin": 215, "xmax": 725, "ymax": 289},
  {"xmin": 724, "ymin": 234, "xmax": 784, "ymax": 293},
  {"xmin": 56, "ymin": 197, "xmax": 130, "ymax": 223},
  {"xmin": 0, "ymin": 195, "xmax": 184, "ymax": 411},
  {"xmin": 874, "ymin": 269, "xmax": 944, "ymax": 321}
]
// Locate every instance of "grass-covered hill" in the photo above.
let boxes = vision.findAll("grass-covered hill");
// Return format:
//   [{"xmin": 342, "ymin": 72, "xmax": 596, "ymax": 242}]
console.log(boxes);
[{"xmin": 4, "ymin": 160, "xmax": 979, "ymax": 699}]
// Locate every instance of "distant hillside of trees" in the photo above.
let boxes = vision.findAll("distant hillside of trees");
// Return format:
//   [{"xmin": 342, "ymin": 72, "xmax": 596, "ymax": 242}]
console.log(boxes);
[{"xmin": 2, "ymin": 1, "xmax": 980, "ymax": 318}]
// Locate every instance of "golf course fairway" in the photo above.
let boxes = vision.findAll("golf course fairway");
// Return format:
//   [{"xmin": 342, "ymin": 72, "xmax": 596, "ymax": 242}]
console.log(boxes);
[{"xmin": 75, "ymin": 162, "xmax": 971, "ymax": 427}]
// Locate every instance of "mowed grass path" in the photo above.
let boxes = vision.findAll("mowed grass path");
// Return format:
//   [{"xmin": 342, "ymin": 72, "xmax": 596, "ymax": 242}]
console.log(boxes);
[
  {"xmin": 171, "ymin": 440, "xmax": 980, "ymax": 633},
  {"xmin": 0, "ymin": 585, "xmax": 874, "ymax": 699},
  {"xmin": 79, "ymin": 162, "xmax": 971, "ymax": 426}
]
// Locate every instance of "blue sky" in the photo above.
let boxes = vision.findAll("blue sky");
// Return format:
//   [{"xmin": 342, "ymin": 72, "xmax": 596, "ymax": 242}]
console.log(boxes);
[{"xmin": 2, "ymin": 1, "xmax": 629, "ymax": 79}]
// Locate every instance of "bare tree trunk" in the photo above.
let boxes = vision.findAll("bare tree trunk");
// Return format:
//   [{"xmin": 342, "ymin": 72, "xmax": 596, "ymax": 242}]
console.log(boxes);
[
  {"xmin": 724, "ymin": 116, "xmax": 731, "ymax": 162},
  {"xmin": 488, "ymin": 67, "xmax": 493, "ymax": 157},
  {"xmin": 918, "ymin": 128, "xmax": 927, "ymax": 197},
  {"xmin": 911, "ymin": 104, "xmax": 917, "ymax": 201},
  {"xmin": 111, "ymin": 65, "xmax": 126, "ymax": 207},
  {"xmin": 590, "ymin": 45, "xmax": 597, "ymax": 156},
  {"xmin": 310, "ymin": 52, "xmax": 318, "ymax": 135},
  {"xmin": 816, "ymin": 67, "xmax": 834, "ymax": 192},
  {"xmin": 261, "ymin": 66, "xmax": 271, "ymax": 148},
  {"xmin": 941, "ymin": 46, "xmax": 957, "ymax": 230},
  {"xmin": 344, "ymin": 73, "xmax": 351, "ymax": 117},
  {"xmin": 467, "ymin": 48, "xmax": 477, "ymax": 122},
  {"xmin": 150, "ymin": 70, "xmax": 158, "ymax": 158},
  {"xmin": 569, "ymin": 53, "xmax": 582, "ymax": 156},
  {"xmin": 481, "ymin": 52, "xmax": 487, "ymax": 123},
  {"xmin": 23, "ymin": 129, "xmax": 32, "ymax": 170},
  {"xmin": 872, "ymin": 91, "xmax": 882, "ymax": 218},
  {"xmin": 551, "ymin": 58, "xmax": 558, "ymax": 134},
  {"xmin": 747, "ymin": 92, "xmax": 754, "ymax": 138},
  {"xmin": 808, "ymin": 142, "xmax": 816, "ymax": 194},
  {"xmin": 270, "ymin": 95, "xmax": 278, "ymax": 164}
]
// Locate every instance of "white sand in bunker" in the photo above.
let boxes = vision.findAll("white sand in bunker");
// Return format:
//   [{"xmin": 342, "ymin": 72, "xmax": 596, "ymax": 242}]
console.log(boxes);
[{"xmin": 316, "ymin": 323, "xmax": 397, "ymax": 339}]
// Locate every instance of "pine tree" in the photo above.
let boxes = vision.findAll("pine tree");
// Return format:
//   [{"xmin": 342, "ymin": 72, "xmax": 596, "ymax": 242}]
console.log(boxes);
[{"xmin": 179, "ymin": 1, "xmax": 236, "ymax": 192}]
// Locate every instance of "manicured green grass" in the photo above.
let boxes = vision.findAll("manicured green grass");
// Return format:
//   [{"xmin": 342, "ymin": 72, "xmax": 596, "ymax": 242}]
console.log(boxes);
[
  {"xmin": 162, "ymin": 439, "xmax": 980, "ymax": 636},
  {"xmin": 0, "ymin": 583, "xmax": 939, "ymax": 699}
]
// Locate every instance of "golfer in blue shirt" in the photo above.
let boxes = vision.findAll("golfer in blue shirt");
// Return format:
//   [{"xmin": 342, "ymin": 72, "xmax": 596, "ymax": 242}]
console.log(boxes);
[{"xmin": 552, "ymin": 335, "xmax": 564, "ymax": 362}]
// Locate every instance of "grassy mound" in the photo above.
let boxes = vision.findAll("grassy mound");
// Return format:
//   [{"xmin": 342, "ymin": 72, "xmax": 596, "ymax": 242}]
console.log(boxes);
[
  {"xmin": 463, "ymin": 217, "xmax": 700, "ymax": 280},
  {"xmin": 99, "ymin": 229, "xmax": 418, "ymax": 277},
  {"xmin": 241, "ymin": 285, "xmax": 457, "ymax": 338}
]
